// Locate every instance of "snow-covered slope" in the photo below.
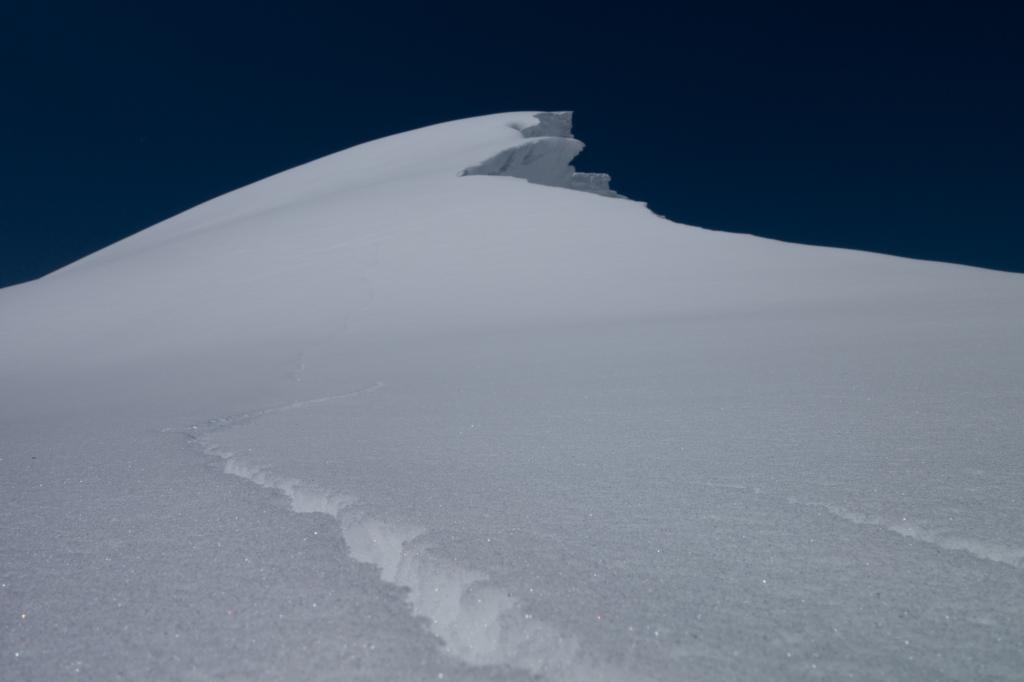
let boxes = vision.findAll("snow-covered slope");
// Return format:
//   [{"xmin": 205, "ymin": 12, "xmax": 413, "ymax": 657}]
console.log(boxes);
[{"xmin": 2, "ymin": 112, "xmax": 1023, "ymax": 681}]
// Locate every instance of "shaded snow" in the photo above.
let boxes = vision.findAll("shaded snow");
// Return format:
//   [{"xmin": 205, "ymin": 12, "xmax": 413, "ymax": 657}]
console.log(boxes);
[
  {"xmin": 2, "ymin": 111, "xmax": 1023, "ymax": 681},
  {"xmin": 461, "ymin": 112, "xmax": 618, "ymax": 197}
]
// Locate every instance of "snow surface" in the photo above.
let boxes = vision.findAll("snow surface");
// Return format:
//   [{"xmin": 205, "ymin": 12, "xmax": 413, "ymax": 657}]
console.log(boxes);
[{"xmin": 2, "ymin": 111, "xmax": 1023, "ymax": 681}]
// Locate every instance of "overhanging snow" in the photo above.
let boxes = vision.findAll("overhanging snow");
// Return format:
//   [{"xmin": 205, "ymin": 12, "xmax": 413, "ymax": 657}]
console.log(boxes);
[{"xmin": 460, "ymin": 111, "xmax": 620, "ymax": 198}]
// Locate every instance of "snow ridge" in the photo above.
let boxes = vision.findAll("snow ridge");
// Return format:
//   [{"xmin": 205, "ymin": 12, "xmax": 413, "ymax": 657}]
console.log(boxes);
[
  {"xmin": 461, "ymin": 111, "xmax": 619, "ymax": 197},
  {"xmin": 181, "ymin": 399, "xmax": 626, "ymax": 681}
]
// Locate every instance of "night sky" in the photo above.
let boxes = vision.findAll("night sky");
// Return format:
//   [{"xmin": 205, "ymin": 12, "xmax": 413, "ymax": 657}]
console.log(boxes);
[{"xmin": 3, "ymin": 2, "xmax": 1022, "ymax": 288}]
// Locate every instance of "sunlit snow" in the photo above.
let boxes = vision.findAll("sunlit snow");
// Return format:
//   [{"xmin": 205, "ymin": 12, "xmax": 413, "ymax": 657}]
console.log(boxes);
[{"xmin": 2, "ymin": 112, "xmax": 1022, "ymax": 681}]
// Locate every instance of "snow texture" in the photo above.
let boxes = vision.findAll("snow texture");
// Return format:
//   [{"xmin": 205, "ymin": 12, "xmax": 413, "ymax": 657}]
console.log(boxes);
[{"xmin": 2, "ymin": 111, "xmax": 1023, "ymax": 681}]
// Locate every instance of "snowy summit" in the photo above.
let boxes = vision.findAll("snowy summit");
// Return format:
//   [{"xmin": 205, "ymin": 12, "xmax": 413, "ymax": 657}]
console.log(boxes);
[{"xmin": 2, "ymin": 112, "xmax": 1023, "ymax": 681}]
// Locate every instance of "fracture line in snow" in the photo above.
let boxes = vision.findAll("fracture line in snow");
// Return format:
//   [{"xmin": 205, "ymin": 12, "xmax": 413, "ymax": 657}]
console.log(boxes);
[{"xmin": 180, "ymin": 387, "xmax": 626, "ymax": 681}]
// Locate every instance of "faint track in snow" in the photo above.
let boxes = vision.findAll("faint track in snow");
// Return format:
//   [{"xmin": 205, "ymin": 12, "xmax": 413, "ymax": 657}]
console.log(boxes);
[
  {"xmin": 790, "ymin": 499, "xmax": 1024, "ymax": 569},
  {"xmin": 197, "ymin": 382, "xmax": 386, "ymax": 432},
  {"xmin": 704, "ymin": 481, "xmax": 1024, "ymax": 568}
]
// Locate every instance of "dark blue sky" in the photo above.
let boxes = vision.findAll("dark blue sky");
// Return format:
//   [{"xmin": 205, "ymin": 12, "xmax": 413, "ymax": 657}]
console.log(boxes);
[{"xmin": 3, "ymin": 2, "xmax": 1022, "ymax": 287}]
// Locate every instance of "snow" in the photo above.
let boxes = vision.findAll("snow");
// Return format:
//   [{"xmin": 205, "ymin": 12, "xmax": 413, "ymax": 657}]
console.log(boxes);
[
  {"xmin": 2, "ymin": 111, "xmax": 1023, "ymax": 681},
  {"xmin": 461, "ymin": 112, "xmax": 617, "ymax": 197}
]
